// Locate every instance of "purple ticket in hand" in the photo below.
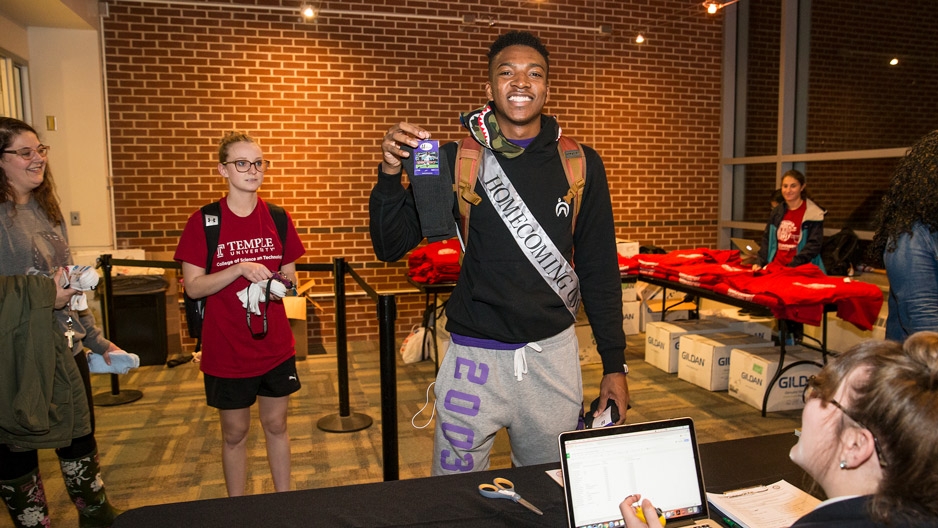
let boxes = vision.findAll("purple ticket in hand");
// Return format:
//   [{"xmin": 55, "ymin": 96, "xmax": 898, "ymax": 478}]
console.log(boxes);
[{"xmin": 412, "ymin": 140, "xmax": 440, "ymax": 176}]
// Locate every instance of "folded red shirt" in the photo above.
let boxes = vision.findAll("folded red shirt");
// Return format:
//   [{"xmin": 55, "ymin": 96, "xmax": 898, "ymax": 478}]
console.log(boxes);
[{"xmin": 408, "ymin": 239, "xmax": 461, "ymax": 284}]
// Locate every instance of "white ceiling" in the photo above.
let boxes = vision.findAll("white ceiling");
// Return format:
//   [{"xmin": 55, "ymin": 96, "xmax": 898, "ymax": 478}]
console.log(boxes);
[{"xmin": 0, "ymin": 0, "xmax": 98, "ymax": 30}]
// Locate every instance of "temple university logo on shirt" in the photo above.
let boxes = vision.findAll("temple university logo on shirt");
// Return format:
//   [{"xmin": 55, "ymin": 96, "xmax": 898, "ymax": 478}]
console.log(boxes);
[
  {"xmin": 555, "ymin": 197, "xmax": 570, "ymax": 218},
  {"xmin": 215, "ymin": 244, "xmax": 224, "ymax": 260},
  {"xmin": 225, "ymin": 237, "xmax": 277, "ymax": 257},
  {"xmin": 778, "ymin": 220, "xmax": 797, "ymax": 242}
]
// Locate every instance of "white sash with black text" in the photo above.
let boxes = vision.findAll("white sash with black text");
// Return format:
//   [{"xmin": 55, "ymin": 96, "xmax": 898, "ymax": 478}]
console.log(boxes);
[{"xmin": 479, "ymin": 149, "xmax": 580, "ymax": 317}]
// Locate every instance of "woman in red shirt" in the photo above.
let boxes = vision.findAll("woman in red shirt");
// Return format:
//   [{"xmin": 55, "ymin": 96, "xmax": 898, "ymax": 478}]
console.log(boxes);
[
  {"xmin": 753, "ymin": 169, "xmax": 826, "ymax": 273},
  {"xmin": 175, "ymin": 132, "xmax": 306, "ymax": 497}
]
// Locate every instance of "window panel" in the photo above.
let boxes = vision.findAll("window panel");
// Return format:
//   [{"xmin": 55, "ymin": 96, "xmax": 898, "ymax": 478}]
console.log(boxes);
[
  {"xmin": 740, "ymin": 0, "xmax": 781, "ymax": 158},
  {"xmin": 806, "ymin": 1, "xmax": 938, "ymax": 152},
  {"xmin": 802, "ymin": 158, "xmax": 897, "ymax": 232},
  {"xmin": 0, "ymin": 54, "xmax": 28, "ymax": 120},
  {"xmin": 734, "ymin": 163, "xmax": 779, "ymax": 223},
  {"xmin": 722, "ymin": 0, "xmax": 932, "ymax": 245}
]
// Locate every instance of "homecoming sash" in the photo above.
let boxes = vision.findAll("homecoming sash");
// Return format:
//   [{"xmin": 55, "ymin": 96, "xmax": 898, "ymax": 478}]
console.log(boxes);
[{"xmin": 479, "ymin": 149, "xmax": 580, "ymax": 317}]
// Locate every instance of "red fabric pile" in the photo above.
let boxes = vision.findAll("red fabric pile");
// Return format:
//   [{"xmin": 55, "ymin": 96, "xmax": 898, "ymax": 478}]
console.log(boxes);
[
  {"xmin": 621, "ymin": 248, "xmax": 883, "ymax": 330},
  {"xmin": 408, "ymin": 239, "xmax": 461, "ymax": 284}
]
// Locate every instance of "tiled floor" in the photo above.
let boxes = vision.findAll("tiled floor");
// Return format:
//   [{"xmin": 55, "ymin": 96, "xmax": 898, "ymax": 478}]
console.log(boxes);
[{"xmin": 30, "ymin": 334, "xmax": 803, "ymax": 526}]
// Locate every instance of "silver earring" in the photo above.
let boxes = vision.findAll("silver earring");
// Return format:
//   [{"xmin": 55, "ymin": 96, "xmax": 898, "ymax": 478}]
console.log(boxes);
[{"xmin": 839, "ymin": 460, "xmax": 847, "ymax": 469}]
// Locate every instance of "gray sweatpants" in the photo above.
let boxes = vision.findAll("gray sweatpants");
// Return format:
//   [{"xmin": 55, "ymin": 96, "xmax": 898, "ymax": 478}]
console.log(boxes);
[{"xmin": 430, "ymin": 325, "xmax": 583, "ymax": 475}]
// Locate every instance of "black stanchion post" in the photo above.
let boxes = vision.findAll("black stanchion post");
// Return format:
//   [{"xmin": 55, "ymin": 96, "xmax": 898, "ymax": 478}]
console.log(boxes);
[
  {"xmin": 317, "ymin": 257, "xmax": 372, "ymax": 432},
  {"xmin": 93, "ymin": 253, "xmax": 143, "ymax": 406},
  {"xmin": 335, "ymin": 256, "xmax": 350, "ymax": 416},
  {"xmin": 378, "ymin": 294, "xmax": 399, "ymax": 481},
  {"xmin": 100, "ymin": 254, "xmax": 114, "ymax": 336}
]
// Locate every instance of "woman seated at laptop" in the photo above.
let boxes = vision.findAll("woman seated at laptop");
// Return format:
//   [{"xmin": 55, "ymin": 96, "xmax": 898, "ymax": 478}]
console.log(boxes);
[{"xmin": 620, "ymin": 331, "xmax": 938, "ymax": 528}]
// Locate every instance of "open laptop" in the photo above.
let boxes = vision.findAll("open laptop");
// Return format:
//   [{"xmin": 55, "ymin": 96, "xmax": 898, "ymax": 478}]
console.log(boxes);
[
  {"xmin": 731, "ymin": 238, "xmax": 760, "ymax": 264},
  {"xmin": 558, "ymin": 417, "xmax": 718, "ymax": 528}
]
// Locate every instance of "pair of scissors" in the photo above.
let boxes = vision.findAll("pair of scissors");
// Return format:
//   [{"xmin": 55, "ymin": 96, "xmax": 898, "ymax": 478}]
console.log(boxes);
[{"xmin": 478, "ymin": 477, "xmax": 543, "ymax": 515}]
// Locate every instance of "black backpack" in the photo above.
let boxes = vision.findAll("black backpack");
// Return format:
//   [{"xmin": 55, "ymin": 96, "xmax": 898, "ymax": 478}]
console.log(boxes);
[
  {"xmin": 183, "ymin": 201, "xmax": 288, "ymax": 351},
  {"xmin": 821, "ymin": 228, "xmax": 861, "ymax": 276}
]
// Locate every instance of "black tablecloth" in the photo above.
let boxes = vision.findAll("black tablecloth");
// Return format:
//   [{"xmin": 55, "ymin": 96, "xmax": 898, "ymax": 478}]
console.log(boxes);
[
  {"xmin": 115, "ymin": 462, "xmax": 565, "ymax": 527},
  {"xmin": 113, "ymin": 432, "xmax": 810, "ymax": 527}
]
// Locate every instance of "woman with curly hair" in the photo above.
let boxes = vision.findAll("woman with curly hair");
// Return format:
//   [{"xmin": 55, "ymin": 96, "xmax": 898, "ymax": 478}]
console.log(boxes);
[
  {"xmin": 871, "ymin": 130, "xmax": 938, "ymax": 341},
  {"xmin": 622, "ymin": 332, "xmax": 938, "ymax": 527},
  {"xmin": 0, "ymin": 117, "xmax": 122, "ymax": 526}
]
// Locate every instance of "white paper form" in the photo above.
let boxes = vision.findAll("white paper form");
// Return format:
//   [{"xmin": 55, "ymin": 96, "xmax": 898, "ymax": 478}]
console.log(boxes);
[{"xmin": 707, "ymin": 480, "xmax": 820, "ymax": 528}]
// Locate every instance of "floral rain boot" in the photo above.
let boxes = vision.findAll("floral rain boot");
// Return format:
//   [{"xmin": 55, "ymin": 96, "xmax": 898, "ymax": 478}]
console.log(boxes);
[
  {"xmin": 58, "ymin": 449, "xmax": 122, "ymax": 528},
  {"xmin": 0, "ymin": 468, "xmax": 51, "ymax": 528}
]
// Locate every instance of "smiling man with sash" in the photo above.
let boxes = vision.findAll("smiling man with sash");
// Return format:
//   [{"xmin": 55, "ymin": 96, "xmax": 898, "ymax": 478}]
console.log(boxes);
[{"xmin": 369, "ymin": 30, "xmax": 630, "ymax": 476}]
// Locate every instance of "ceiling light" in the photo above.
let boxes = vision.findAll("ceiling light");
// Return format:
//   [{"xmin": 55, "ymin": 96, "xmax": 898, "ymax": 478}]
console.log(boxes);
[
  {"xmin": 703, "ymin": 0, "xmax": 740, "ymax": 14},
  {"xmin": 300, "ymin": 4, "xmax": 318, "ymax": 22}
]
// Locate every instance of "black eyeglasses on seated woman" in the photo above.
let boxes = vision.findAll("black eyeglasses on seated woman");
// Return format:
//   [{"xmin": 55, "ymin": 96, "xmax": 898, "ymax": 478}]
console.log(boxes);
[{"xmin": 622, "ymin": 332, "xmax": 938, "ymax": 528}]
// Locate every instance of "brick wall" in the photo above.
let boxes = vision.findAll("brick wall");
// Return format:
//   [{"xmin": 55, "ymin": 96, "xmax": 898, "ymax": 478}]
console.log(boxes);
[{"xmin": 102, "ymin": 0, "xmax": 724, "ymax": 345}]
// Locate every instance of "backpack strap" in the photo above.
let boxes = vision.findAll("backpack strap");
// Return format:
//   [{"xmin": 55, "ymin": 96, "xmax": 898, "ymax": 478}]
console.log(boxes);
[
  {"xmin": 191, "ymin": 201, "xmax": 222, "ymax": 353},
  {"xmin": 200, "ymin": 201, "xmax": 222, "ymax": 271},
  {"xmin": 266, "ymin": 202, "xmax": 289, "ymax": 256},
  {"xmin": 454, "ymin": 138, "xmax": 483, "ymax": 247},
  {"xmin": 557, "ymin": 135, "xmax": 587, "ymax": 234},
  {"xmin": 453, "ymin": 136, "xmax": 587, "ymax": 250}
]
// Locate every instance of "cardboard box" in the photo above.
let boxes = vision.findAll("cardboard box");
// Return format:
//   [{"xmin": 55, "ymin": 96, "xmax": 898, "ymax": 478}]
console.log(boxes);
[
  {"xmin": 803, "ymin": 304, "xmax": 887, "ymax": 354},
  {"xmin": 622, "ymin": 281, "xmax": 638, "ymax": 302},
  {"xmin": 616, "ymin": 239, "xmax": 640, "ymax": 258},
  {"xmin": 737, "ymin": 317, "xmax": 775, "ymax": 341},
  {"xmin": 575, "ymin": 323, "xmax": 601, "ymax": 365},
  {"xmin": 644, "ymin": 318, "xmax": 735, "ymax": 373},
  {"xmin": 699, "ymin": 306, "xmax": 777, "ymax": 341},
  {"xmin": 678, "ymin": 331, "xmax": 774, "ymax": 391},
  {"xmin": 639, "ymin": 298, "xmax": 696, "ymax": 333},
  {"xmin": 283, "ymin": 296, "xmax": 308, "ymax": 360},
  {"xmin": 728, "ymin": 346, "xmax": 822, "ymax": 412},
  {"xmin": 623, "ymin": 300, "xmax": 641, "ymax": 335},
  {"xmin": 636, "ymin": 283, "xmax": 685, "ymax": 303}
]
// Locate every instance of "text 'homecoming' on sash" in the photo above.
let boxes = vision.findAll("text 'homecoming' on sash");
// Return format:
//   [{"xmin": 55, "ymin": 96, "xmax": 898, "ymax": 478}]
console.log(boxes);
[{"xmin": 479, "ymin": 149, "xmax": 580, "ymax": 317}]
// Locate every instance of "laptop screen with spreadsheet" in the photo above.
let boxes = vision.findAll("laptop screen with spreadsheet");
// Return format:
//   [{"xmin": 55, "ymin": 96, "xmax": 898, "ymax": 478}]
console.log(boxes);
[{"xmin": 558, "ymin": 417, "xmax": 714, "ymax": 528}]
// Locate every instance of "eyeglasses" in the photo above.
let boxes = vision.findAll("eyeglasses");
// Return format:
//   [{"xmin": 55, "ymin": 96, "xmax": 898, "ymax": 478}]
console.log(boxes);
[
  {"xmin": 221, "ymin": 159, "xmax": 270, "ymax": 173},
  {"xmin": 2, "ymin": 145, "xmax": 50, "ymax": 160},
  {"xmin": 802, "ymin": 376, "xmax": 888, "ymax": 467}
]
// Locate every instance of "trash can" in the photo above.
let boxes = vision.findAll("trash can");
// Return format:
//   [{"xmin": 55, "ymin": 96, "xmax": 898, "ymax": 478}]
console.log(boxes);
[
  {"xmin": 283, "ymin": 296, "xmax": 308, "ymax": 360},
  {"xmin": 111, "ymin": 275, "xmax": 170, "ymax": 366}
]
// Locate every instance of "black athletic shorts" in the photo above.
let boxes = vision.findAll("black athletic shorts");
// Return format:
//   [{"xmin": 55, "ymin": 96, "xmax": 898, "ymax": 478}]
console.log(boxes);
[{"xmin": 204, "ymin": 356, "xmax": 301, "ymax": 410}]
